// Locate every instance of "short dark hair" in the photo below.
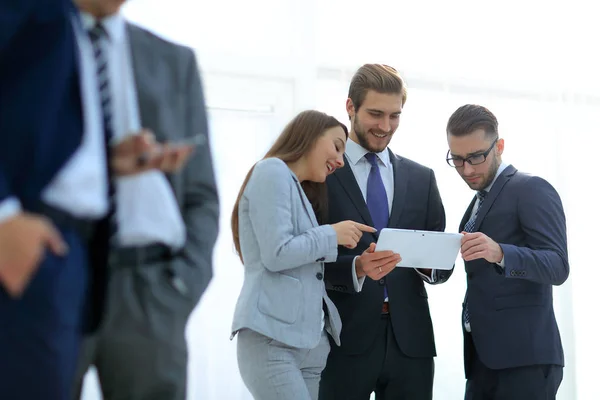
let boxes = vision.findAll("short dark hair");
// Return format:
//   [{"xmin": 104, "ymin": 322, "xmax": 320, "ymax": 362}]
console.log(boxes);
[{"xmin": 446, "ymin": 104, "xmax": 498, "ymax": 139}]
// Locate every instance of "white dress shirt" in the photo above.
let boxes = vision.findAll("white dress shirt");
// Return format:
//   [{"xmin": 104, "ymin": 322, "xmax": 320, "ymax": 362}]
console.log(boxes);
[
  {"xmin": 0, "ymin": 15, "xmax": 110, "ymax": 224},
  {"xmin": 79, "ymin": 12, "xmax": 186, "ymax": 249},
  {"xmin": 344, "ymin": 139, "xmax": 435, "ymax": 296}
]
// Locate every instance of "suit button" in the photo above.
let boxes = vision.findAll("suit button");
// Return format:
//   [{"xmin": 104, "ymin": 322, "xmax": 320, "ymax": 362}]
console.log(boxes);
[
  {"xmin": 316, "ymin": 257, "xmax": 325, "ymax": 262},
  {"xmin": 378, "ymin": 279, "xmax": 385, "ymax": 285},
  {"xmin": 467, "ymin": 273, "xmax": 473, "ymax": 280},
  {"xmin": 316, "ymin": 272, "xmax": 323, "ymax": 280}
]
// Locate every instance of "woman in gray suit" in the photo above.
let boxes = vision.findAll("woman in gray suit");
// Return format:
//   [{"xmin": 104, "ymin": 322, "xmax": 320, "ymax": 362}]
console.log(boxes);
[{"xmin": 231, "ymin": 110, "xmax": 375, "ymax": 399}]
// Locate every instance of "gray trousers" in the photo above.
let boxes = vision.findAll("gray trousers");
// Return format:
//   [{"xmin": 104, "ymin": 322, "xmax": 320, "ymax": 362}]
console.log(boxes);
[
  {"xmin": 237, "ymin": 328, "xmax": 331, "ymax": 400},
  {"xmin": 72, "ymin": 260, "xmax": 204, "ymax": 400}
]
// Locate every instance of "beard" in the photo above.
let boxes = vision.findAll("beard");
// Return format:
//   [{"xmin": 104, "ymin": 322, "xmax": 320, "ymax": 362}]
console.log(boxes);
[
  {"xmin": 353, "ymin": 114, "xmax": 391, "ymax": 153},
  {"xmin": 465, "ymin": 155, "xmax": 500, "ymax": 191}
]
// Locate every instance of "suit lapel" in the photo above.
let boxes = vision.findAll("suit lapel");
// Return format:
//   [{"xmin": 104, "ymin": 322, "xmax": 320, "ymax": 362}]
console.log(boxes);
[
  {"xmin": 473, "ymin": 165, "xmax": 517, "ymax": 231},
  {"xmin": 332, "ymin": 155, "xmax": 374, "ymax": 228},
  {"xmin": 126, "ymin": 25, "xmax": 150, "ymax": 127},
  {"xmin": 333, "ymin": 151, "xmax": 408, "ymax": 233},
  {"xmin": 293, "ymin": 179, "xmax": 319, "ymax": 227},
  {"xmin": 387, "ymin": 150, "xmax": 408, "ymax": 229},
  {"xmin": 459, "ymin": 197, "xmax": 477, "ymax": 232}
]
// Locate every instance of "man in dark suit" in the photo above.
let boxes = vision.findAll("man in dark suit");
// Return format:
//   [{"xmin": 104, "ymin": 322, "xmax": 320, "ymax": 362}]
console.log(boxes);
[
  {"xmin": 0, "ymin": 2, "xmax": 106, "ymax": 399},
  {"xmin": 0, "ymin": 2, "xmax": 194, "ymax": 398},
  {"xmin": 446, "ymin": 104, "xmax": 568, "ymax": 399},
  {"xmin": 71, "ymin": 1, "xmax": 219, "ymax": 399},
  {"xmin": 319, "ymin": 64, "xmax": 451, "ymax": 400}
]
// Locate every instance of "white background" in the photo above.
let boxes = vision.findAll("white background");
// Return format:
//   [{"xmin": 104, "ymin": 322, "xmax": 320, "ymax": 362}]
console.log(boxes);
[{"xmin": 81, "ymin": 1, "xmax": 600, "ymax": 398}]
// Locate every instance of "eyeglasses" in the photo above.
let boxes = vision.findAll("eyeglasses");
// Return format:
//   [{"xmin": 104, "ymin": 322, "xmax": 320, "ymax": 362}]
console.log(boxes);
[{"xmin": 446, "ymin": 139, "xmax": 498, "ymax": 168}]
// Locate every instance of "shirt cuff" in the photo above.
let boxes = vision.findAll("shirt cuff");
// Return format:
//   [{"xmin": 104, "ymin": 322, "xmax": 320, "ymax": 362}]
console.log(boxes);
[
  {"xmin": 0, "ymin": 197, "xmax": 22, "ymax": 223},
  {"xmin": 416, "ymin": 268, "xmax": 437, "ymax": 283},
  {"xmin": 496, "ymin": 256, "xmax": 505, "ymax": 268},
  {"xmin": 352, "ymin": 256, "xmax": 366, "ymax": 292}
]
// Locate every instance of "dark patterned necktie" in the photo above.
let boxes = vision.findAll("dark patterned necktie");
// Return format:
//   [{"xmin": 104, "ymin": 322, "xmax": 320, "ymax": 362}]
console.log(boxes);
[
  {"xmin": 88, "ymin": 23, "xmax": 116, "ymax": 237},
  {"xmin": 463, "ymin": 191, "xmax": 486, "ymax": 329},
  {"xmin": 463, "ymin": 191, "xmax": 486, "ymax": 233},
  {"xmin": 365, "ymin": 153, "xmax": 389, "ymax": 299}
]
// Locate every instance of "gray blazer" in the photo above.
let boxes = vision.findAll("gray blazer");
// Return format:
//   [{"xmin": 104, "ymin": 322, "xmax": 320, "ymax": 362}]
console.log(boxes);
[
  {"xmin": 127, "ymin": 24, "xmax": 220, "ymax": 305},
  {"xmin": 232, "ymin": 158, "xmax": 342, "ymax": 349}
]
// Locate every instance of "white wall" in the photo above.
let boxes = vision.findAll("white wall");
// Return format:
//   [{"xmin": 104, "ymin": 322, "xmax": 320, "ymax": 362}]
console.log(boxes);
[{"xmin": 82, "ymin": 1, "xmax": 600, "ymax": 399}]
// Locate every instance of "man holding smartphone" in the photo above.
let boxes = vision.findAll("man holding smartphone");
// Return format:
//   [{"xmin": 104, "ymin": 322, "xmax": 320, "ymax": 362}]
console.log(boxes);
[{"xmin": 71, "ymin": 1, "xmax": 219, "ymax": 399}]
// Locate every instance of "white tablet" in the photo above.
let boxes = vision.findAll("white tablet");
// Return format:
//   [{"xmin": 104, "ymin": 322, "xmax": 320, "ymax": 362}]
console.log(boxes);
[{"xmin": 375, "ymin": 228, "xmax": 462, "ymax": 270}]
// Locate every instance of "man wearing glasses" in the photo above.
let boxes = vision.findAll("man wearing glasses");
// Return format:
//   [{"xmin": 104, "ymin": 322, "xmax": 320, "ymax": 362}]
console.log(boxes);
[{"xmin": 446, "ymin": 104, "xmax": 568, "ymax": 399}]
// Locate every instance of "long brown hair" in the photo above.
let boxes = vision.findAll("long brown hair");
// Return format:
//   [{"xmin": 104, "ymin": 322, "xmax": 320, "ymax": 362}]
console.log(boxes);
[{"xmin": 231, "ymin": 110, "xmax": 348, "ymax": 262}]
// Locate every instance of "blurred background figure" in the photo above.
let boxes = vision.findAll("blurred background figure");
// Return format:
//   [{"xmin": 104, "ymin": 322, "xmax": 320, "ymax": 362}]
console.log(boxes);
[
  {"xmin": 71, "ymin": 1, "xmax": 219, "ymax": 400},
  {"xmin": 0, "ymin": 1, "xmax": 109, "ymax": 399}
]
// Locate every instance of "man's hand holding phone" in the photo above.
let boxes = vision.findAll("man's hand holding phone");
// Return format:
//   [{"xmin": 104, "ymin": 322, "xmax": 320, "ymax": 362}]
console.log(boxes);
[{"xmin": 112, "ymin": 130, "xmax": 202, "ymax": 176}]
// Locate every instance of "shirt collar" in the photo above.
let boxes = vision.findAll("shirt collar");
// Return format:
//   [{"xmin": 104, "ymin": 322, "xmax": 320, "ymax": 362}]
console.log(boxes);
[
  {"xmin": 345, "ymin": 138, "xmax": 391, "ymax": 168},
  {"xmin": 79, "ymin": 11, "xmax": 126, "ymax": 42}
]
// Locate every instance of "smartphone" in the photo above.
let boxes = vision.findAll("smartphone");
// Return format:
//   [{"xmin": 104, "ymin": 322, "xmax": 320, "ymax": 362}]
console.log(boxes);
[
  {"xmin": 136, "ymin": 133, "xmax": 206, "ymax": 166},
  {"xmin": 169, "ymin": 133, "xmax": 206, "ymax": 148}
]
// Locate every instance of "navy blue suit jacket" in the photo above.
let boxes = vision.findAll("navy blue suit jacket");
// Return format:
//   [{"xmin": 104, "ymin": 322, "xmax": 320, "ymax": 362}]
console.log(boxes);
[
  {"xmin": 460, "ymin": 165, "xmax": 569, "ymax": 376},
  {"xmin": 0, "ymin": 0, "xmax": 109, "ymax": 333},
  {"xmin": 0, "ymin": 0, "xmax": 83, "ymax": 210}
]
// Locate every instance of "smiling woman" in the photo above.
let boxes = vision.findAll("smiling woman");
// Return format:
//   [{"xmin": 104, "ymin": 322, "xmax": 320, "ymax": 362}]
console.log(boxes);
[
  {"xmin": 228, "ymin": 110, "xmax": 376, "ymax": 400},
  {"xmin": 231, "ymin": 110, "xmax": 348, "ymax": 239}
]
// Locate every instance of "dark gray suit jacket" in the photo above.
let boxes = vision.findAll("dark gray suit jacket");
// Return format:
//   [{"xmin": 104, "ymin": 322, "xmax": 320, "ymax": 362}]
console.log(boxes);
[
  {"xmin": 127, "ymin": 23, "xmax": 220, "ymax": 306},
  {"xmin": 460, "ymin": 165, "xmax": 568, "ymax": 377}
]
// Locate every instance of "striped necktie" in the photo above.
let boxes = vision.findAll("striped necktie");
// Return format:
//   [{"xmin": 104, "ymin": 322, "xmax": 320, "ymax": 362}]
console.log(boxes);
[
  {"xmin": 463, "ymin": 191, "xmax": 486, "ymax": 330},
  {"xmin": 88, "ymin": 23, "xmax": 117, "ymax": 237}
]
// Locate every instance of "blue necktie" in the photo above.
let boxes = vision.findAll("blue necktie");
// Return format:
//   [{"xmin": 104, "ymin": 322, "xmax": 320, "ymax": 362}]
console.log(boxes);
[
  {"xmin": 365, "ymin": 153, "xmax": 389, "ymax": 299},
  {"xmin": 463, "ymin": 191, "xmax": 486, "ymax": 329}
]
